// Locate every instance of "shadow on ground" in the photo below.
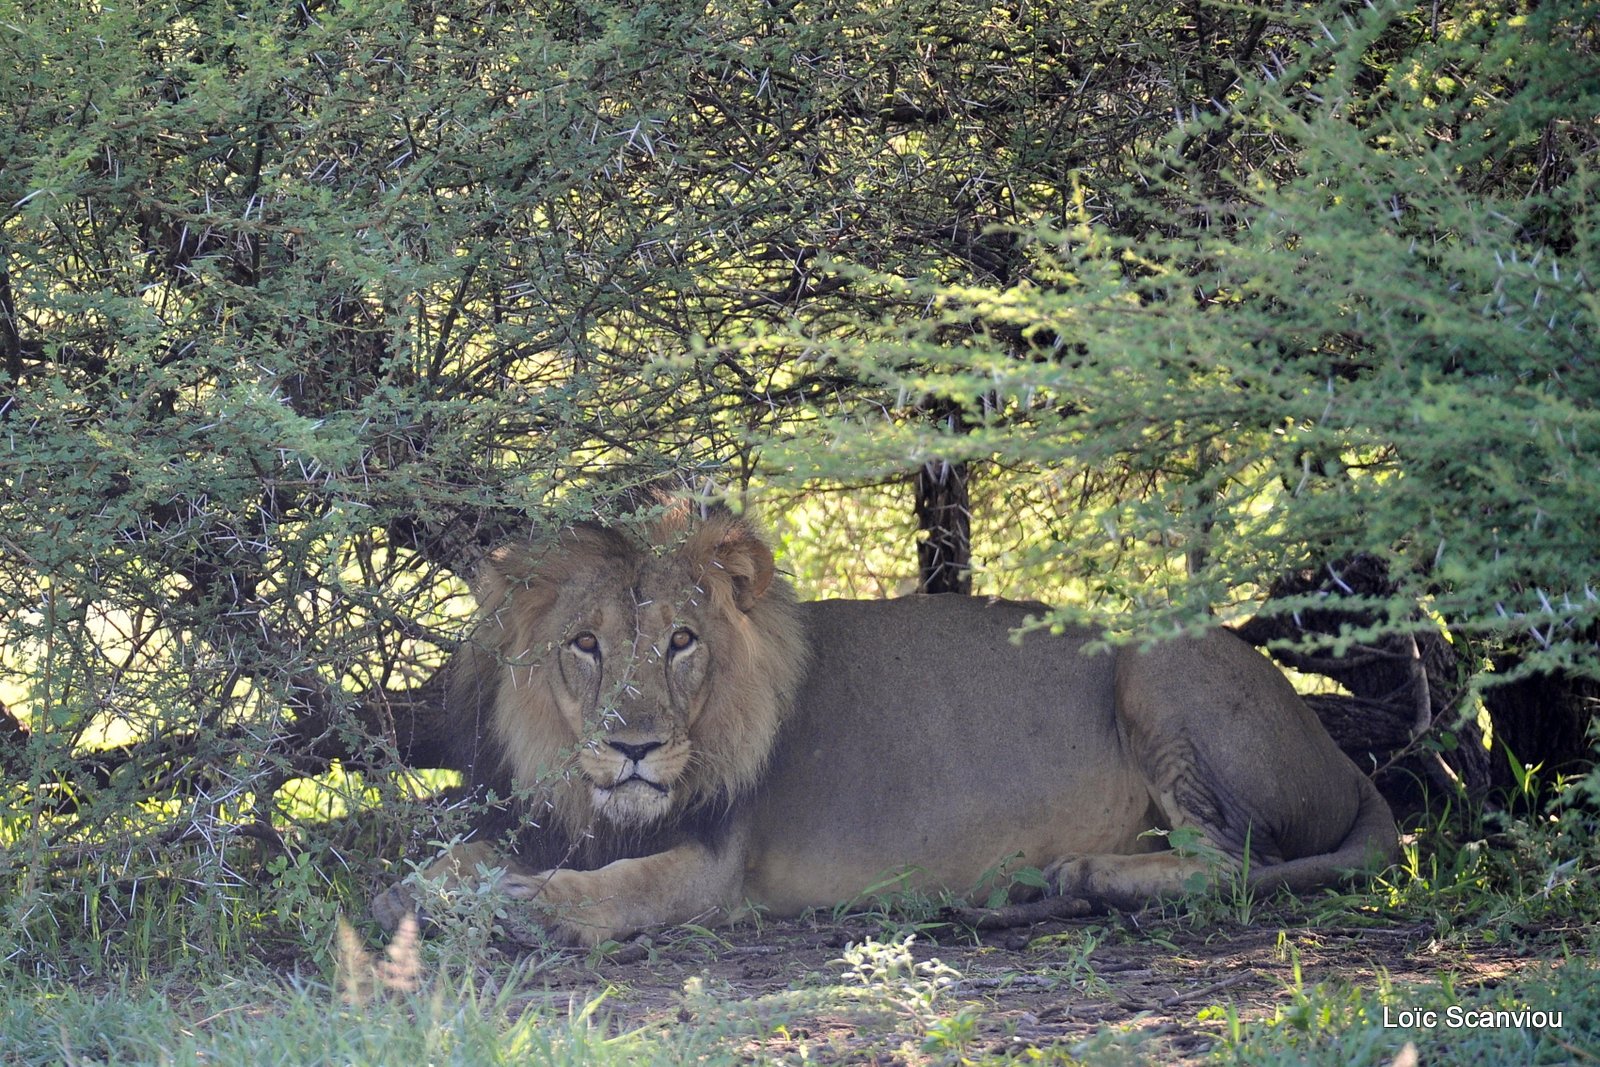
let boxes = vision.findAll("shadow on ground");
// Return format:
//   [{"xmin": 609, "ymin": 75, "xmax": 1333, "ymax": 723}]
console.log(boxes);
[{"xmin": 490, "ymin": 905, "xmax": 1574, "ymax": 1063}]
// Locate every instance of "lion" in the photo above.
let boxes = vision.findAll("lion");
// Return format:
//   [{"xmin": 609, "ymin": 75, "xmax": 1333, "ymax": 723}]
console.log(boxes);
[{"xmin": 373, "ymin": 504, "xmax": 1397, "ymax": 946}]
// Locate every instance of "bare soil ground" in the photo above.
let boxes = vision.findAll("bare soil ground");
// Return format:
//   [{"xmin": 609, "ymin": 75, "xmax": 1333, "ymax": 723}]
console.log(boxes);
[{"xmin": 495, "ymin": 906, "xmax": 1568, "ymax": 1063}]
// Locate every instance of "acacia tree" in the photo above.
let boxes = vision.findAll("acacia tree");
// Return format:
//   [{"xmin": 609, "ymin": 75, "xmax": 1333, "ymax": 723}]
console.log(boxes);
[
  {"xmin": 2, "ymin": 0, "xmax": 1279, "ymax": 968},
  {"xmin": 2, "ymin": 0, "xmax": 1593, "ymax": 974},
  {"xmin": 744, "ymin": 0, "xmax": 1598, "ymax": 794}
]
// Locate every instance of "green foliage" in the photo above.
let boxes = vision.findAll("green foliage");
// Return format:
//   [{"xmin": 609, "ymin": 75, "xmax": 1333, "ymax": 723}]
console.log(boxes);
[
  {"xmin": 837, "ymin": 933, "xmax": 975, "ymax": 1053},
  {"xmin": 0, "ymin": 973, "xmax": 668, "ymax": 1067},
  {"xmin": 4, "ymin": 817, "xmax": 1600, "ymax": 1063},
  {"xmin": 1, "ymin": 0, "xmax": 1234, "ymax": 976},
  {"xmin": 1215, "ymin": 948, "xmax": 1600, "ymax": 1066},
  {"xmin": 1374, "ymin": 782, "xmax": 1600, "ymax": 937},
  {"xmin": 750, "ymin": 1, "xmax": 1599, "ymax": 681},
  {"xmin": 1, "ymin": 0, "xmax": 1596, "ymax": 997}
]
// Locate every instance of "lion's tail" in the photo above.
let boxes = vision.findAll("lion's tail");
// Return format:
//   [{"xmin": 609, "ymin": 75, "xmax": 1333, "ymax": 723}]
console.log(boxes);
[{"xmin": 1248, "ymin": 772, "xmax": 1399, "ymax": 895}]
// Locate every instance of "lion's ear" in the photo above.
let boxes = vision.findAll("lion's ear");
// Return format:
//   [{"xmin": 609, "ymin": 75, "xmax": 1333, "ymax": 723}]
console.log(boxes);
[
  {"xmin": 715, "ymin": 522, "xmax": 775, "ymax": 613},
  {"xmin": 475, "ymin": 544, "xmax": 553, "ymax": 607},
  {"xmin": 471, "ymin": 547, "xmax": 517, "ymax": 610},
  {"xmin": 471, "ymin": 546, "xmax": 557, "ymax": 616}
]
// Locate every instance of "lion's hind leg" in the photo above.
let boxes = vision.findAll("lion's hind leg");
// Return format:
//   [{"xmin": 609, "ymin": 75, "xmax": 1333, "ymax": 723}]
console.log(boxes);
[
  {"xmin": 1041, "ymin": 770, "xmax": 1269, "ymax": 913},
  {"xmin": 1044, "ymin": 834, "xmax": 1277, "ymax": 913},
  {"xmin": 1045, "ymin": 630, "xmax": 1392, "ymax": 912},
  {"xmin": 1043, "ymin": 771, "xmax": 1392, "ymax": 910}
]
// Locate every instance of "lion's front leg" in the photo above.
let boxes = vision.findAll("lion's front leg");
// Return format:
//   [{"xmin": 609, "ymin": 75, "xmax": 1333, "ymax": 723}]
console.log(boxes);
[{"xmin": 502, "ymin": 841, "xmax": 746, "ymax": 948}]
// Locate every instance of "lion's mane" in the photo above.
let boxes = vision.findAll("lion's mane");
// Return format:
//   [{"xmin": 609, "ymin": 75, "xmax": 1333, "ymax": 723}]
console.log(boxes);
[{"xmin": 448, "ymin": 506, "xmax": 808, "ymax": 863}]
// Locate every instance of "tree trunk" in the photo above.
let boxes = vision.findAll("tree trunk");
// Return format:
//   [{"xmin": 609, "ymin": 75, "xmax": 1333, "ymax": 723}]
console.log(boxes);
[
  {"xmin": 0, "ymin": 699, "xmax": 28, "ymax": 777},
  {"xmin": 912, "ymin": 391, "xmax": 974, "ymax": 596},
  {"xmin": 279, "ymin": 667, "xmax": 470, "ymax": 776},
  {"xmin": 1483, "ymin": 645, "xmax": 1598, "ymax": 794},
  {"xmin": 914, "ymin": 456, "xmax": 972, "ymax": 595}
]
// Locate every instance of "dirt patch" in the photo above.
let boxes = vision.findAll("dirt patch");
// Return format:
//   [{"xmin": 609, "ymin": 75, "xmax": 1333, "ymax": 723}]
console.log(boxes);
[{"xmin": 490, "ymin": 905, "xmax": 1563, "ymax": 1062}]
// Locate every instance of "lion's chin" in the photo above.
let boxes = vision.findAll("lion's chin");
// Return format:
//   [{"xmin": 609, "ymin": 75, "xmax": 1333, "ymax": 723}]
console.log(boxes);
[{"xmin": 591, "ymin": 778, "xmax": 673, "ymax": 826}]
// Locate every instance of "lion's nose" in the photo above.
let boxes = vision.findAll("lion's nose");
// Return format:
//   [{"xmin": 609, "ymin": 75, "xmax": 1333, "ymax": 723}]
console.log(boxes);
[{"xmin": 608, "ymin": 739, "xmax": 663, "ymax": 763}]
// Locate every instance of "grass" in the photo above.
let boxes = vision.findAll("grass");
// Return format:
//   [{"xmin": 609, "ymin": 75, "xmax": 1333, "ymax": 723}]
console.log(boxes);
[
  {"xmin": 0, "ymin": 930, "xmax": 995, "ymax": 1065},
  {"xmin": 4, "ymin": 923, "xmax": 1595, "ymax": 1066},
  {"xmin": 1205, "ymin": 947, "xmax": 1597, "ymax": 1067},
  {"xmin": 0, "ymin": 973, "xmax": 667, "ymax": 1067},
  {"xmin": 5, "ymin": 779, "xmax": 1600, "ymax": 1065}
]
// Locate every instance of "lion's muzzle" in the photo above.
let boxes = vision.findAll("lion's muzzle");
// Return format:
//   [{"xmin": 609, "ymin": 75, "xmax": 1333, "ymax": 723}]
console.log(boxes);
[
  {"xmin": 608, "ymin": 739, "xmax": 664, "ymax": 765},
  {"xmin": 586, "ymin": 738, "xmax": 677, "ymax": 824}
]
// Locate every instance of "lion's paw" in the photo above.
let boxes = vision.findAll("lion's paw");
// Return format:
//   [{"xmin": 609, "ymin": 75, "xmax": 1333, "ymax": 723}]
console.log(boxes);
[
  {"xmin": 497, "ymin": 869, "xmax": 625, "ymax": 948},
  {"xmin": 371, "ymin": 881, "xmax": 423, "ymax": 934},
  {"xmin": 1042, "ymin": 856, "xmax": 1093, "ymax": 897}
]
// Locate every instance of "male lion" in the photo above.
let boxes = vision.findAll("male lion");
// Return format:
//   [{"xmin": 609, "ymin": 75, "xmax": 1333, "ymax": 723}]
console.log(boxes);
[{"xmin": 374, "ymin": 505, "xmax": 1396, "ymax": 946}]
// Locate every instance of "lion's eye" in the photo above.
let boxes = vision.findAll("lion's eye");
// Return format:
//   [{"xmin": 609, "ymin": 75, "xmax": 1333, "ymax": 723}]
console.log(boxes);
[
  {"xmin": 571, "ymin": 632, "xmax": 600, "ymax": 657},
  {"xmin": 669, "ymin": 628, "xmax": 697, "ymax": 653}
]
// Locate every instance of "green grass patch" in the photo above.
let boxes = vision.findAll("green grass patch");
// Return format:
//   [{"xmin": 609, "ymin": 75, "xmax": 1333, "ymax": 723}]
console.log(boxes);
[
  {"xmin": 4, "ymin": 926, "xmax": 1596, "ymax": 1066},
  {"xmin": 5, "ymin": 773, "xmax": 1599, "ymax": 1065},
  {"xmin": 1200, "ymin": 947, "xmax": 1597, "ymax": 1067},
  {"xmin": 0, "ymin": 975, "xmax": 665, "ymax": 1067}
]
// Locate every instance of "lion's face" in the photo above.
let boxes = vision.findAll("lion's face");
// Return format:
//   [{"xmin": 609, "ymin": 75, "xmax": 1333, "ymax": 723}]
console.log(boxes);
[
  {"xmin": 544, "ymin": 558, "xmax": 720, "ymax": 825},
  {"xmin": 477, "ymin": 508, "xmax": 808, "ymax": 833}
]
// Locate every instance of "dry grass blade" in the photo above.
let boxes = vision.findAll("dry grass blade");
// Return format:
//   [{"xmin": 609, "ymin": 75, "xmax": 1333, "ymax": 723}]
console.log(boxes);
[{"xmin": 337, "ymin": 913, "xmax": 422, "ymax": 1006}]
